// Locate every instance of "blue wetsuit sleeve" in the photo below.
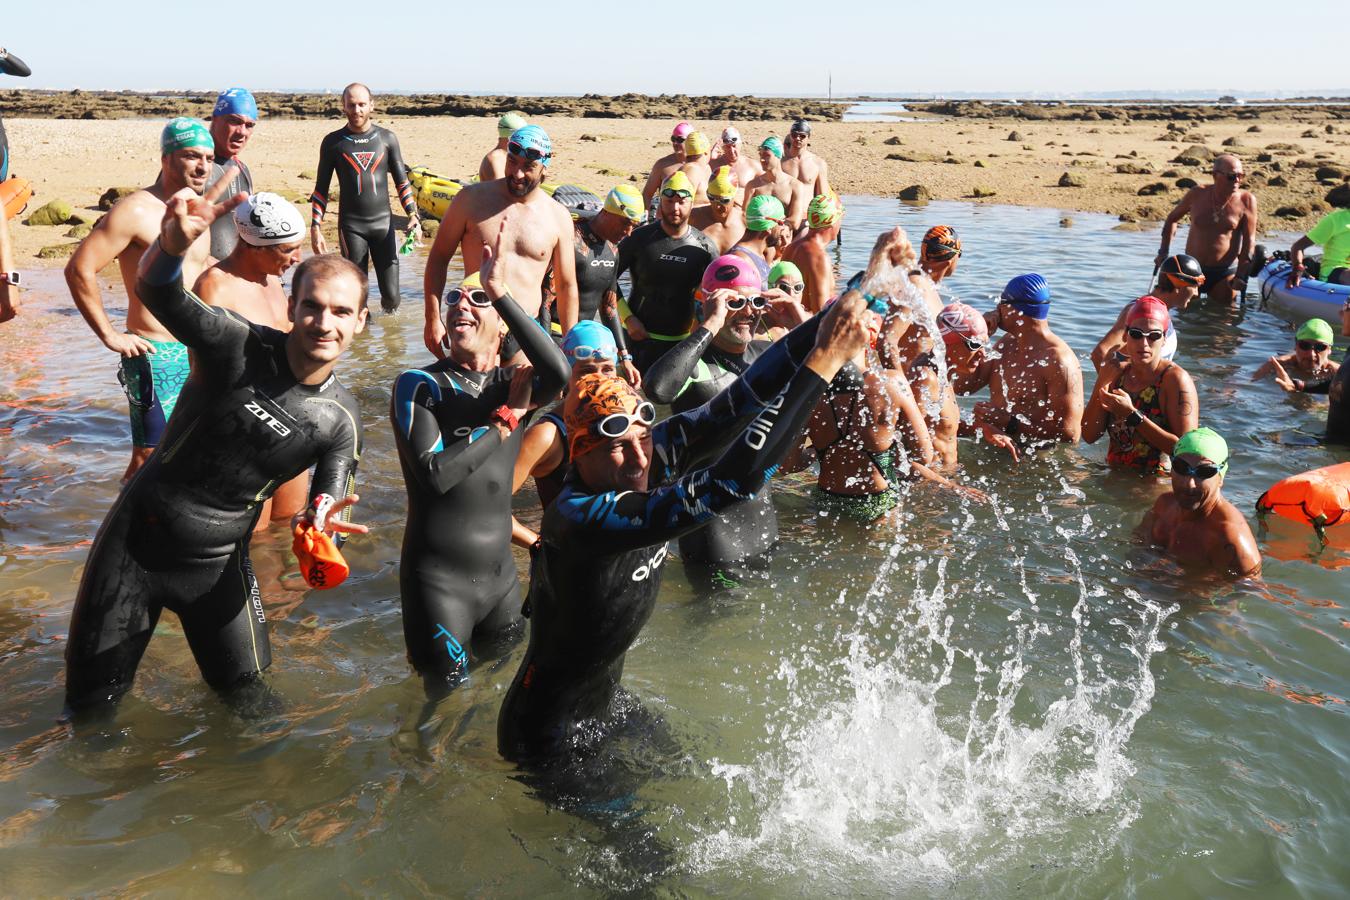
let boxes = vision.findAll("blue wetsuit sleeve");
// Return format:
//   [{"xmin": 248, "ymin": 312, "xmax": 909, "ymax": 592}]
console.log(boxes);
[
  {"xmin": 137, "ymin": 247, "xmax": 250, "ymax": 363},
  {"xmin": 390, "ymin": 370, "xmax": 506, "ymax": 495},
  {"xmin": 310, "ymin": 389, "xmax": 363, "ymax": 543},
  {"xmin": 495, "ymin": 290, "xmax": 569, "ymax": 403},
  {"xmin": 644, "ymin": 328, "xmax": 713, "ymax": 404},
  {"xmin": 555, "ymin": 364, "xmax": 827, "ymax": 553},
  {"xmin": 311, "ymin": 134, "xmax": 335, "ymax": 226}
]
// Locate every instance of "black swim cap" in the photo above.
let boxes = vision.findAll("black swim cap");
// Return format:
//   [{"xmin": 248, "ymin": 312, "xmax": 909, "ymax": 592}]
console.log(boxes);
[
  {"xmin": 1161, "ymin": 254, "xmax": 1204, "ymax": 284},
  {"xmin": 790, "ymin": 120, "xmax": 811, "ymax": 135}
]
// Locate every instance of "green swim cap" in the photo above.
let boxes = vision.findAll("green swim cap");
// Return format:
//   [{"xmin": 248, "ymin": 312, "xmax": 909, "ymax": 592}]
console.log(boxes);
[
  {"xmin": 807, "ymin": 193, "xmax": 842, "ymax": 229},
  {"xmin": 1173, "ymin": 427, "xmax": 1229, "ymax": 471},
  {"xmin": 161, "ymin": 117, "xmax": 214, "ymax": 156},
  {"xmin": 759, "ymin": 136, "xmax": 784, "ymax": 159},
  {"xmin": 1295, "ymin": 318, "xmax": 1334, "ymax": 345},
  {"xmin": 498, "ymin": 111, "xmax": 527, "ymax": 139},
  {"xmin": 768, "ymin": 260, "xmax": 802, "ymax": 285},
  {"xmin": 745, "ymin": 194, "xmax": 785, "ymax": 231}
]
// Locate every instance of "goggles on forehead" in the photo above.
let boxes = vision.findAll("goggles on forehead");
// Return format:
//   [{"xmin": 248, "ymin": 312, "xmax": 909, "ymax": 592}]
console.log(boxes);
[{"xmin": 567, "ymin": 345, "xmax": 616, "ymax": 362}]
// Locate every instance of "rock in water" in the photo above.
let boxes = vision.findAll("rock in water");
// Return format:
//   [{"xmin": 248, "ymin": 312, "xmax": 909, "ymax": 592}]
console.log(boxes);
[{"xmin": 25, "ymin": 200, "xmax": 74, "ymax": 227}]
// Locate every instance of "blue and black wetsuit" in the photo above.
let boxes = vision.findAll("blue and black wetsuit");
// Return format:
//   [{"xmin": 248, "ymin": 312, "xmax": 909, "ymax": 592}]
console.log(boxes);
[
  {"xmin": 644, "ymin": 329, "xmax": 780, "ymax": 566},
  {"xmin": 391, "ymin": 295, "xmax": 568, "ymax": 697},
  {"xmin": 65, "ymin": 248, "xmax": 362, "ymax": 716},
  {"xmin": 311, "ymin": 124, "xmax": 416, "ymax": 312},
  {"xmin": 497, "ymin": 312, "xmax": 828, "ymax": 765},
  {"xmin": 0, "ymin": 48, "xmax": 32, "ymax": 182},
  {"xmin": 615, "ymin": 221, "xmax": 717, "ymax": 372}
]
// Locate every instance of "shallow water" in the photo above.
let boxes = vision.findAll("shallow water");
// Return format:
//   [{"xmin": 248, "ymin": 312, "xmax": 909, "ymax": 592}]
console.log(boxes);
[{"xmin": 1, "ymin": 198, "xmax": 1347, "ymax": 896}]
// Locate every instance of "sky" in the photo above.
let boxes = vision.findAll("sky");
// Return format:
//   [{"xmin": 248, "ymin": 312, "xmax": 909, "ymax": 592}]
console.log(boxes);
[{"xmin": 3, "ymin": 0, "xmax": 1344, "ymax": 97}]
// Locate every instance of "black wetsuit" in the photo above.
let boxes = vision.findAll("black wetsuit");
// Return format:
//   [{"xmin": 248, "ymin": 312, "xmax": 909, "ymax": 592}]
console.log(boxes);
[
  {"xmin": 65, "ymin": 249, "xmax": 362, "ymax": 714},
  {"xmin": 311, "ymin": 124, "xmax": 416, "ymax": 312},
  {"xmin": 644, "ymin": 329, "xmax": 779, "ymax": 565},
  {"xmin": 205, "ymin": 158, "xmax": 254, "ymax": 260},
  {"xmin": 570, "ymin": 215, "xmax": 628, "ymax": 348},
  {"xmin": 615, "ymin": 221, "xmax": 717, "ymax": 372},
  {"xmin": 391, "ymin": 295, "xmax": 568, "ymax": 695},
  {"xmin": 1302, "ymin": 358, "xmax": 1350, "ymax": 443},
  {"xmin": 497, "ymin": 312, "xmax": 828, "ymax": 765},
  {"xmin": 0, "ymin": 49, "xmax": 32, "ymax": 182}
]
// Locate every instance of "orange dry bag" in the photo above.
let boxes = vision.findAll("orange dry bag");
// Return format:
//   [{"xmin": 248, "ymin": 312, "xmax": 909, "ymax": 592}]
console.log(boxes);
[
  {"xmin": 1, "ymin": 177, "xmax": 34, "ymax": 220},
  {"xmin": 1256, "ymin": 462, "xmax": 1350, "ymax": 539},
  {"xmin": 291, "ymin": 522, "xmax": 350, "ymax": 589}
]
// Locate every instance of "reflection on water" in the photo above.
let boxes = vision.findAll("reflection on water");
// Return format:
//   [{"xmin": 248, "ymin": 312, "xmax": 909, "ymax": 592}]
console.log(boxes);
[{"xmin": 1, "ymin": 199, "xmax": 1348, "ymax": 895}]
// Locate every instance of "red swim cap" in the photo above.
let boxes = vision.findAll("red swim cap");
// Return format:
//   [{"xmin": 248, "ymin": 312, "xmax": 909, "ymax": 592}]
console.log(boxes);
[
  {"xmin": 1126, "ymin": 295, "xmax": 1170, "ymax": 329},
  {"xmin": 937, "ymin": 302, "xmax": 989, "ymax": 347}
]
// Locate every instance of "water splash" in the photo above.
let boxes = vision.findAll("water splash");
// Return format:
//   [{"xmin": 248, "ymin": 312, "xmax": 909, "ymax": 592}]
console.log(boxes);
[{"xmin": 693, "ymin": 514, "xmax": 1176, "ymax": 890}]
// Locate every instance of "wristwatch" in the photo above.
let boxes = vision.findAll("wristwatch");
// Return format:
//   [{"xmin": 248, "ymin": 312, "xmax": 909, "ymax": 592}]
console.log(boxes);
[
  {"xmin": 2, "ymin": 272, "xmax": 19, "ymax": 286},
  {"xmin": 490, "ymin": 405, "xmax": 520, "ymax": 431},
  {"xmin": 1124, "ymin": 409, "xmax": 1144, "ymax": 428}
]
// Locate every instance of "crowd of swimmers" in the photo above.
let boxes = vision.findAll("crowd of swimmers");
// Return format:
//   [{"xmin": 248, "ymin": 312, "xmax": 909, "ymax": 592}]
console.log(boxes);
[{"xmin": 0, "ymin": 80, "xmax": 1348, "ymax": 772}]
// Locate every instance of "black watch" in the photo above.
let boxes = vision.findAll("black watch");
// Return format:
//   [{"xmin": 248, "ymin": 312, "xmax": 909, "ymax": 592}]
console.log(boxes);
[{"xmin": 1124, "ymin": 409, "xmax": 1144, "ymax": 428}]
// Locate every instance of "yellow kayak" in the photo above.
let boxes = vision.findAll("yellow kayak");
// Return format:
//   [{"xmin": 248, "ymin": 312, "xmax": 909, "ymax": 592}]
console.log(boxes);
[{"xmin": 407, "ymin": 166, "xmax": 465, "ymax": 220}]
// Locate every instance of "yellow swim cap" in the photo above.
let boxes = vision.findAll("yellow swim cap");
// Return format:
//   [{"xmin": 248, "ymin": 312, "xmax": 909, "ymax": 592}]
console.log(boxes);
[
  {"xmin": 708, "ymin": 166, "xmax": 737, "ymax": 200},
  {"xmin": 604, "ymin": 184, "xmax": 644, "ymax": 222},
  {"xmin": 684, "ymin": 131, "xmax": 710, "ymax": 157},
  {"xmin": 661, "ymin": 170, "xmax": 694, "ymax": 196},
  {"xmin": 461, "ymin": 271, "xmax": 483, "ymax": 290}
]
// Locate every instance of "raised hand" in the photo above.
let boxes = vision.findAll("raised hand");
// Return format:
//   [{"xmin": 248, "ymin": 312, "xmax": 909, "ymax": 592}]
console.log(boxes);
[
  {"xmin": 160, "ymin": 163, "xmax": 247, "ymax": 255},
  {"xmin": 481, "ymin": 214, "xmax": 509, "ymax": 300}
]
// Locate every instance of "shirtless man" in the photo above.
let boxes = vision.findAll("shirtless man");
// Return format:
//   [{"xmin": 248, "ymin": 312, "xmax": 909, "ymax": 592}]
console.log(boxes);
[
  {"xmin": 1156, "ymin": 153, "xmax": 1258, "ymax": 304},
  {"xmin": 1253, "ymin": 318, "xmax": 1340, "ymax": 386},
  {"xmin": 1140, "ymin": 428, "xmax": 1261, "ymax": 577},
  {"xmin": 680, "ymin": 131, "xmax": 713, "ymax": 204},
  {"xmin": 641, "ymin": 121, "xmax": 691, "ymax": 211},
  {"xmin": 689, "ymin": 166, "xmax": 744, "ymax": 253},
  {"xmin": 781, "ymin": 194, "xmax": 841, "ymax": 313},
  {"xmin": 781, "ymin": 120, "xmax": 832, "ymax": 202},
  {"xmin": 744, "ymin": 136, "xmax": 803, "ymax": 228},
  {"xmin": 480, "ymin": 111, "xmax": 526, "ymax": 182},
  {"xmin": 204, "ymin": 88, "xmax": 257, "ymax": 260},
  {"xmin": 967, "ymin": 274, "xmax": 1084, "ymax": 457},
  {"xmin": 920, "ymin": 225, "xmax": 961, "ymax": 286},
  {"xmin": 908, "ymin": 303, "xmax": 989, "ymax": 471},
  {"xmin": 422, "ymin": 124, "xmax": 578, "ymax": 357},
  {"xmin": 710, "ymin": 126, "xmax": 762, "ymax": 191},
  {"xmin": 66, "ymin": 118, "xmax": 217, "ymax": 481},
  {"xmin": 193, "ymin": 192, "xmax": 309, "ymax": 528}
]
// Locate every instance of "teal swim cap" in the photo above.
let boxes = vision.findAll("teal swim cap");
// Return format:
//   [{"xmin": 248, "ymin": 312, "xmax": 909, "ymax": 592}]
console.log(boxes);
[
  {"xmin": 161, "ymin": 117, "xmax": 214, "ymax": 156},
  {"xmin": 1173, "ymin": 427, "xmax": 1229, "ymax": 472},
  {"xmin": 759, "ymin": 136, "xmax": 784, "ymax": 159},
  {"xmin": 1295, "ymin": 318, "xmax": 1334, "ymax": 345},
  {"xmin": 561, "ymin": 320, "xmax": 617, "ymax": 363}
]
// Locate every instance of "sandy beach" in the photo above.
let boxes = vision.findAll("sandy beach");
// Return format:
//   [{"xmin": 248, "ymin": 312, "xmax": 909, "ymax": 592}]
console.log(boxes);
[{"xmin": 4, "ymin": 104, "xmax": 1347, "ymax": 264}]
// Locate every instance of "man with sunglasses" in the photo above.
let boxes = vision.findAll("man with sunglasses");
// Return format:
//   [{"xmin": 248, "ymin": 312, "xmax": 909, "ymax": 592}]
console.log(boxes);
[
  {"xmin": 1141, "ymin": 428, "xmax": 1261, "ymax": 577},
  {"xmin": 968, "ymin": 274, "xmax": 1084, "ymax": 458},
  {"xmin": 423, "ymin": 125, "xmax": 578, "ymax": 358},
  {"xmin": 1155, "ymin": 153, "xmax": 1258, "ymax": 304},
  {"xmin": 640, "ymin": 121, "xmax": 691, "ymax": 212},
  {"xmin": 709, "ymin": 126, "xmax": 762, "ymax": 193},
  {"xmin": 1265, "ymin": 307, "xmax": 1350, "ymax": 446},
  {"xmin": 498, "ymin": 290, "xmax": 873, "ymax": 765},
  {"xmin": 1253, "ymin": 318, "xmax": 1339, "ymax": 387},
  {"xmin": 781, "ymin": 120, "xmax": 832, "ymax": 206},
  {"xmin": 311, "ymin": 83, "xmax": 420, "ymax": 314},
  {"xmin": 689, "ymin": 166, "xmax": 745, "ymax": 253},
  {"xmin": 392, "ymin": 239, "xmax": 569, "ymax": 699},
  {"xmin": 645, "ymin": 255, "xmax": 808, "ymax": 570},
  {"xmin": 615, "ymin": 171, "xmax": 719, "ymax": 373},
  {"xmin": 1091, "ymin": 254, "xmax": 1202, "ymax": 371},
  {"xmin": 745, "ymin": 136, "xmax": 806, "ymax": 232}
]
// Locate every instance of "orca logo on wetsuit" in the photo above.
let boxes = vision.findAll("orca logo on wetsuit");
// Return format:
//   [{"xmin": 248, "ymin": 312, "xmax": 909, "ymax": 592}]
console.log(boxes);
[
  {"xmin": 590, "ymin": 259, "xmax": 615, "ymax": 268},
  {"xmin": 244, "ymin": 400, "xmax": 293, "ymax": 437},
  {"xmin": 744, "ymin": 394, "xmax": 786, "ymax": 449},
  {"xmin": 630, "ymin": 544, "xmax": 669, "ymax": 582}
]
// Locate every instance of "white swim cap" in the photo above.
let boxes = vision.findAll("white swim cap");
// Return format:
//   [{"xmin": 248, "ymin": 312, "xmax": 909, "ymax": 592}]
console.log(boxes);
[{"xmin": 235, "ymin": 192, "xmax": 305, "ymax": 246}]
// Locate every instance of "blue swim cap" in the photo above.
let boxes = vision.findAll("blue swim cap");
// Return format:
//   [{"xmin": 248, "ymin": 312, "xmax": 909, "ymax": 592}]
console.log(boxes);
[
  {"xmin": 509, "ymin": 125, "xmax": 552, "ymax": 165},
  {"xmin": 561, "ymin": 320, "xmax": 616, "ymax": 363},
  {"xmin": 213, "ymin": 87, "xmax": 258, "ymax": 120},
  {"xmin": 1000, "ymin": 273, "xmax": 1051, "ymax": 320}
]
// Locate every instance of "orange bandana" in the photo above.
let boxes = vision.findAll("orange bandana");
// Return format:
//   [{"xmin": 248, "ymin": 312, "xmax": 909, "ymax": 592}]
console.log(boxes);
[{"xmin": 564, "ymin": 373, "xmax": 646, "ymax": 459}]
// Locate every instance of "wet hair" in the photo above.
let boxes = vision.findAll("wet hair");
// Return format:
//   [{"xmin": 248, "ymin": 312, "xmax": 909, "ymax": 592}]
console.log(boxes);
[{"xmin": 292, "ymin": 253, "xmax": 369, "ymax": 310}]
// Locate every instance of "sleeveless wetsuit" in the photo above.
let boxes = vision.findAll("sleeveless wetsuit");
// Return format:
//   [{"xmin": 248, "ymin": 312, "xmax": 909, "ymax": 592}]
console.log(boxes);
[
  {"xmin": 542, "ymin": 215, "xmax": 628, "ymax": 350},
  {"xmin": 65, "ymin": 250, "xmax": 363, "ymax": 714},
  {"xmin": 205, "ymin": 158, "xmax": 255, "ymax": 260},
  {"xmin": 498, "ymin": 311, "xmax": 829, "ymax": 765},
  {"xmin": 391, "ymin": 294, "xmax": 568, "ymax": 695},
  {"xmin": 644, "ymin": 329, "xmax": 779, "ymax": 564},
  {"xmin": 729, "ymin": 243, "xmax": 770, "ymax": 287},
  {"xmin": 0, "ymin": 50, "xmax": 31, "ymax": 182},
  {"xmin": 1106, "ymin": 363, "xmax": 1173, "ymax": 474},
  {"xmin": 615, "ymin": 221, "xmax": 717, "ymax": 372},
  {"xmin": 813, "ymin": 365, "xmax": 903, "ymax": 520},
  {"xmin": 311, "ymin": 124, "xmax": 417, "ymax": 312}
]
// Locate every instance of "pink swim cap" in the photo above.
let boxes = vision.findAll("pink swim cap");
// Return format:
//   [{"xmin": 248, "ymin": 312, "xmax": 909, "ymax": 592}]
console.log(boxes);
[
  {"xmin": 672, "ymin": 121, "xmax": 693, "ymax": 139},
  {"xmin": 937, "ymin": 302, "xmax": 989, "ymax": 347},
  {"xmin": 1125, "ymin": 295, "xmax": 1171, "ymax": 329},
  {"xmin": 702, "ymin": 255, "xmax": 761, "ymax": 293}
]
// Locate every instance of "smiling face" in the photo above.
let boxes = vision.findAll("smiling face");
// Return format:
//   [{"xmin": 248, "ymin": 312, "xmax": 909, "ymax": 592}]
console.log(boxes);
[
  {"xmin": 342, "ymin": 85, "xmax": 372, "ymax": 131},
  {"xmin": 574, "ymin": 424, "xmax": 652, "ymax": 493},
  {"xmin": 287, "ymin": 269, "xmax": 368, "ymax": 366},
  {"xmin": 163, "ymin": 146, "xmax": 213, "ymax": 193},
  {"xmin": 444, "ymin": 282, "xmax": 503, "ymax": 358},
  {"xmin": 504, "ymin": 152, "xmax": 546, "ymax": 198},
  {"xmin": 1293, "ymin": 337, "xmax": 1331, "ymax": 371}
]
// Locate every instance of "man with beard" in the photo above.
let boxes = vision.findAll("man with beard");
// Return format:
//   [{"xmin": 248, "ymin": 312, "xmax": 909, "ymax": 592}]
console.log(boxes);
[
  {"xmin": 204, "ymin": 88, "xmax": 257, "ymax": 259},
  {"xmin": 689, "ymin": 166, "xmax": 744, "ymax": 253},
  {"xmin": 66, "ymin": 118, "xmax": 218, "ymax": 482},
  {"xmin": 311, "ymin": 82, "xmax": 421, "ymax": 313},
  {"xmin": 423, "ymin": 125, "xmax": 577, "ymax": 359}
]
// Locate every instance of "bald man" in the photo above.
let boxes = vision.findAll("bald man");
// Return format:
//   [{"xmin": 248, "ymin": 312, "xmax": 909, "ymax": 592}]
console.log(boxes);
[{"xmin": 1156, "ymin": 153, "xmax": 1258, "ymax": 304}]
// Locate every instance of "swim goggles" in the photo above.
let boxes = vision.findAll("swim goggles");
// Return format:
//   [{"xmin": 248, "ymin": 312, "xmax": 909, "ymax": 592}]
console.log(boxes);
[
  {"xmin": 671, "ymin": 135, "xmax": 685, "ymax": 144},
  {"xmin": 507, "ymin": 141, "xmax": 548, "ymax": 162},
  {"xmin": 957, "ymin": 336, "xmax": 985, "ymax": 351},
  {"xmin": 661, "ymin": 188, "xmax": 692, "ymax": 199},
  {"xmin": 1297, "ymin": 340, "xmax": 1329, "ymax": 352},
  {"xmin": 775, "ymin": 280, "xmax": 805, "ymax": 295},
  {"xmin": 726, "ymin": 294, "xmax": 769, "ymax": 311},
  {"xmin": 593, "ymin": 402, "xmax": 657, "ymax": 438},
  {"xmin": 1126, "ymin": 327, "xmax": 1165, "ymax": 342},
  {"xmin": 567, "ymin": 345, "xmax": 616, "ymax": 362},
  {"xmin": 1172, "ymin": 458, "xmax": 1224, "ymax": 480},
  {"xmin": 447, "ymin": 287, "xmax": 491, "ymax": 307}
]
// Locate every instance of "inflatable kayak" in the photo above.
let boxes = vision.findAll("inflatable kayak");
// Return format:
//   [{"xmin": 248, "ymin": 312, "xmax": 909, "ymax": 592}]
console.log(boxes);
[
  {"xmin": 1256, "ymin": 257, "xmax": 1350, "ymax": 326},
  {"xmin": 1, "ymin": 176, "xmax": 33, "ymax": 220},
  {"xmin": 406, "ymin": 166, "xmax": 466, "ymax": 221},
  {"xmin": 545, "ymin": 183, "xmax": 602, "ymax": 218}
]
